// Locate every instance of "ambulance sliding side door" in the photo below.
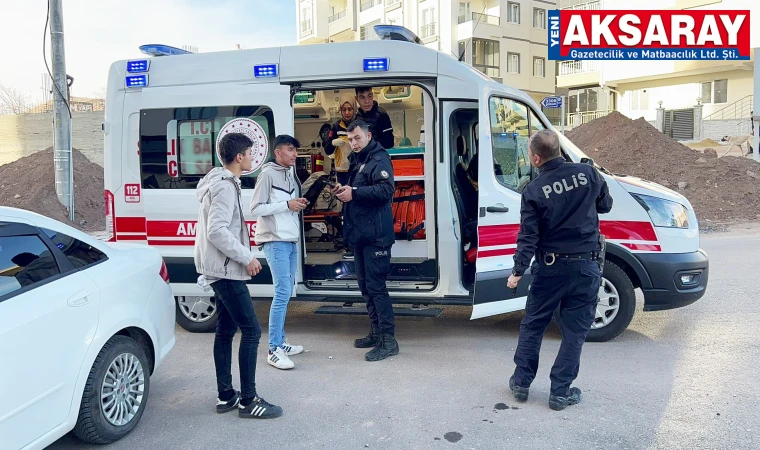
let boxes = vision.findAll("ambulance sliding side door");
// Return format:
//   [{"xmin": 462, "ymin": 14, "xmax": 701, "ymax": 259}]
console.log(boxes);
[{"xmin": 471, "ymin": 88, "xmax": 545, "ymax": 319}]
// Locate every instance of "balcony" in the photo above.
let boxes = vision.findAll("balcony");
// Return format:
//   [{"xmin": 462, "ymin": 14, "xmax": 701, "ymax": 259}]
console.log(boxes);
[
  {"xmin": 556, "ymin": 60, "xmax": 601, "ymax": 88},
  {"xmin": 386, "ymin": 0, "xmax": 402, "ymax": 10},
  {"xmin": 360, "ymin": 0, "xmax": 378, "ymax": 12},
  {"xmin": 458, "ymin": 12, "xmax": 500, "ymax": 26},
  {"xmin": 420, "ymin": 23, "xmax": 437, "ymax": 40}
]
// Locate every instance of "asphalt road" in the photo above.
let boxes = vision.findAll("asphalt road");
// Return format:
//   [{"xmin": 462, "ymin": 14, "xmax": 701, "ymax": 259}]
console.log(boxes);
[{"xmin": 50, "ymin": 231, "xmax": 760, "ymax": 450}]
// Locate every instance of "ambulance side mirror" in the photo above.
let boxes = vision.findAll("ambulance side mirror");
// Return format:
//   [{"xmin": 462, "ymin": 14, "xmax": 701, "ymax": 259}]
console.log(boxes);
[{"xmin": 581, "ymin": 157, "xmax": 594, "ymax": 166}]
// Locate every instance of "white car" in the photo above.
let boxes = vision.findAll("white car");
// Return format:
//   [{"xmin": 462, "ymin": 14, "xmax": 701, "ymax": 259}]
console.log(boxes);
[{"xmin": 0, "ymin": 207, "xmax": 176, "ymax": 449}]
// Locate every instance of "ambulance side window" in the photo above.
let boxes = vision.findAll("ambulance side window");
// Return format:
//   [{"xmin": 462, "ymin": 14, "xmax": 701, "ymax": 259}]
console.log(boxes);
[
  {"xmin": 488, "ymin": 97, "xmax": 532, "ymax": 193},
  {"xmin": 139, "ymin": 106, "xmax": 276, "ymax": 189}
]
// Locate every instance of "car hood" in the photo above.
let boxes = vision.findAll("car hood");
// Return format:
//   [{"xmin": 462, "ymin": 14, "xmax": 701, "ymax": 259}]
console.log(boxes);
[{"xmin": 611, "ymin": 174, "xmax": 694, "ymax": 209}]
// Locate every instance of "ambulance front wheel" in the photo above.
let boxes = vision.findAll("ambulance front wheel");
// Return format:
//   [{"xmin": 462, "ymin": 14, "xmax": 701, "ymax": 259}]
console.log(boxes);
[
  {"xmin": 553, "ymin": 260, "xmax": 636, "ymax": 342},
  {"xmin": 175, "ymin": 296, "xmax": 218, "ymax": 333}
]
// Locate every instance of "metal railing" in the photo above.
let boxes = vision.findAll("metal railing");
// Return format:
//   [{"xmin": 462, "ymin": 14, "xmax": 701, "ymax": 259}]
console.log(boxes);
[
  {"xmin": 360, "ymin": 0, "xmax": 377, "ymax": 12},
  {"xmin": 458, "ymin": 12, "xmax": 500, "ymax": 25},
  {"xmin": 567, "ymin": 110, "xmax": 612, "ymax": 128},
  {"xmin": 558, "ymin": 60, "xmax": 600, "ymax": 76},
  {"xmin": 703, "ymin": 95, "xmax": 753, "ymax": 120},
  {"xmin": 420, "ymin": 23, "xmax": 437, "ymax": 39},
  {"xmin": 386, "ymin": 0, "xmax": 402, "ymax": 6},
  {"xmin": 328, "ymin": 9, "xmax": 346, "ymax": 23},
  {"xmin": 561, "ymin": 0, "xmax": 601, "ymax": 10}
]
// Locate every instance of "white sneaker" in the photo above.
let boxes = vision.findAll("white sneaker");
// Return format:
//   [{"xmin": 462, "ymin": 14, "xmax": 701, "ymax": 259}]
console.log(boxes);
[
  {"xmin": 282, "ymin": 342, "xmax": 304, "ymax": 356},
  {"xmin": 267, "ymin": 347, "xmax": 294, "ymax": 370}
]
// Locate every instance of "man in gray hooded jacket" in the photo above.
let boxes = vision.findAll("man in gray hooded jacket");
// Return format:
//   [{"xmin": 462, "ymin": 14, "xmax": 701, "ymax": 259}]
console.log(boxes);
[
  {"xmin": 194, "ymin": 132, "xmax": 282, "ymax": 419},
  {"xmin": 250, "ymin": 135, "xmax": 309, "ymax": 370}
]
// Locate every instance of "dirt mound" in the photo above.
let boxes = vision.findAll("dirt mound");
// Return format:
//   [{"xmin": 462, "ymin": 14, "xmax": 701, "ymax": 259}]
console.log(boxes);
[
  {"xmin": 0, "ymin": 147, "xmax": 104, "ymax": 230},
  {"xmin": 703, "ymin": 148, "xmax": 718, "ymax": 159},
  {"xmin": 566, "ymin": 112, "xmax": 760, "ymax": 226},
  {"xmin": 691, "ymin": 138, "xmax": 723, "ymax": 147}
]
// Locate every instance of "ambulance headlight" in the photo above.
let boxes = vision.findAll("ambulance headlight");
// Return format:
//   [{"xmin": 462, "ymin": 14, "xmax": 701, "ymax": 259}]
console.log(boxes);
[{"xmin": 631, "ymin": 194, "xmax": 689, "ymax": 229}]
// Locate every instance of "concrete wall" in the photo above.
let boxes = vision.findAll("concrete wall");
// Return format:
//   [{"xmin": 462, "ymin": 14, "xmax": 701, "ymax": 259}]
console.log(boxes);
[
  {"xmin": 702, "ymin": 119, "xmax": 753, "ymax": 141},
  {"xmin": 0, "ymin": 111, "xmax": 104, "ymax": 167}
]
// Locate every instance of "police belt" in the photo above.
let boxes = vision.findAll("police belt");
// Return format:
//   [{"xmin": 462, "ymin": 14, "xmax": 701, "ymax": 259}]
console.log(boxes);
[{"xmin": 539, "ymin": 251, "xmax": 600, "ymax": 266}]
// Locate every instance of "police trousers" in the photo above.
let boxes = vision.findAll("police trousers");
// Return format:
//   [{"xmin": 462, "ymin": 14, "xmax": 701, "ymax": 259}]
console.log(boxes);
[
  {"xmin": 512, "ymin": 258, "xmax": 601, "ymax": 397},
  {"xmin": 354, "ymin": 243, "xmax": 395, "ymax": 335}
]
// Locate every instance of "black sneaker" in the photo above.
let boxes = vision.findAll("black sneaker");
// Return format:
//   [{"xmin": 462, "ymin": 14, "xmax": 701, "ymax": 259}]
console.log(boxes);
[
  {"xmin": 216, "ymin": 390, "xmax": 240, "ymax": 414},
  {"xmin": 238, "ymin": 396, "xmax": 283, "ymax": 419},
  {"xmin": 354, "ymin": 327, "xmax": 380, "ymax": 348},
  {"xmin": 365, "ymin": 334, "xmax": 399, "ymax": 361},
  {"xmin": 342, "ymin": 248, "xmax": 354, "ymax": 260},
  {"xmin": 549, "ymin": 387, "xmax": 582, "ymax": 411},
  {"xmin": 509, "ymin": 376, "xmax": 529, "ymax": 403}
]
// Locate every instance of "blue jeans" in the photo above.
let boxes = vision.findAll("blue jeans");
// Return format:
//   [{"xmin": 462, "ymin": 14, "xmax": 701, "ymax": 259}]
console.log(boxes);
[
  {"xmin": 262, "ymin": 241, "xmax": 298, "ymax": 352},
  {"xmin": 210, "ymin": 279, "xmax": 261, "ymax": 400}
]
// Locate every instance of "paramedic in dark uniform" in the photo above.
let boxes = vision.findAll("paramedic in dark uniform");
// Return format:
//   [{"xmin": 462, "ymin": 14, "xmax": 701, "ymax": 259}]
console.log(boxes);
[
  {"xmin": 332, "ymin": 119, "xmax": 399, "ymax": 362},
  {"xmin": 506, "ymin": 129, "xmax": 613, "ymax": 411}
]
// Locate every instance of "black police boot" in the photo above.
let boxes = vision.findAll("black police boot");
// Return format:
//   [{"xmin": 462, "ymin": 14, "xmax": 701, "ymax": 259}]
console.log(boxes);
[
  {"xmin": 509, "ymin": 376, "xmax": 529, "ymax": 403},
  {"xmin": 549, "ymin": 387, "xmax": 582, "ymax": 411},
  {"xmin": 354, "ymin": 325, "xmax": 381, "ymax": 348},
  {"xmin": 365, "ymin": 333, "xmax": 399, "ymax": 362}
]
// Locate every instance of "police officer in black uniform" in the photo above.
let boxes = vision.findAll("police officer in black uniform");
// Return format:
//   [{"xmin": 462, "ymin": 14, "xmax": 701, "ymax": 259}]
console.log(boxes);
[
  {"xmin": 507, "ymin": 129, "xmax": 613, "ymax": 411},
  {"xmin": 332, "ymin": 119, "xmax": 399, "ymax": 362}
]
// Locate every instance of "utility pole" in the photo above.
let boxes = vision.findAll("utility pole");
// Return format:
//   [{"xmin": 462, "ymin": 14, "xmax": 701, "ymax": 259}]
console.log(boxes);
[{"xmin": 49, "ymin": 0, "xmax": 74, "ymax": 220}]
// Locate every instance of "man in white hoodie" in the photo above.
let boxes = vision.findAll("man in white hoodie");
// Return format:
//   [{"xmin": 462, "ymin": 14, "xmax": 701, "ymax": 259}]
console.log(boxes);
[
  {"xmin": 250, "ymin": 135, "xmax": 309, "ymax": 370},
  {"xmin": 194, "ymin": 132, "xmax": 282, "ymax": 419}
]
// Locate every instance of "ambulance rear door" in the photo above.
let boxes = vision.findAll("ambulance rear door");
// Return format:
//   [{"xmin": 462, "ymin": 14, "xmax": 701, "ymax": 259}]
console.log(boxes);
[
  {"xmin": 134, "ymin": 80, "xmax": 293, "ymax": 299},
  {"xmin": 471, "ymin": 86, "xmax": 545, "ymax": 319}
]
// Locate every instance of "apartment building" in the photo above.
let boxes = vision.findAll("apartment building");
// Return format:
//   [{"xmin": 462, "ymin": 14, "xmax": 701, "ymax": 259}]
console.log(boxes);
[
  {"xmin": 296, "ymin": 0, "xmax": 557, "ymax": 105},
  {"xmin": 556, "ymin": 0, "xmax": 757, "ymax": 139}
]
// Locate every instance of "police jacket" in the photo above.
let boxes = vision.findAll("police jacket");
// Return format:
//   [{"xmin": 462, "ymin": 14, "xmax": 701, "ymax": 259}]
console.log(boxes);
[
  {"xmin": 512, "ymin": 157, "xmax": 613, "ymax": 277},
  {"xmin": 343, "ymin": 139, "xmax": 395, "ymax": 248},
  {"xmin": 356, "ymin": 101, "xmax": 395, "ymax": 149}
]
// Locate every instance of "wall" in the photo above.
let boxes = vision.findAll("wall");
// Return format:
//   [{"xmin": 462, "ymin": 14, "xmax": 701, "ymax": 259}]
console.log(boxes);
[
  {"xmin": 0, "ymin": 111, "xmax": 104, "ymax": 167},
  {"xmin": 702, "ymin": 119, "xmax": 753, "ymax": 141}
]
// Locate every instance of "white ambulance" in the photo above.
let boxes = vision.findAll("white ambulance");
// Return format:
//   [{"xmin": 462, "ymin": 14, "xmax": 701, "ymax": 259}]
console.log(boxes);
[{"xmin": 103, "ymin": 26, "xmax": 709, "ymax": 342}]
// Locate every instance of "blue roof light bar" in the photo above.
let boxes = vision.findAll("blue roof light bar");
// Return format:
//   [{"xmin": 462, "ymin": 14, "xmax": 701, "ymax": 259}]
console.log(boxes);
[{"xmin": 139, "ymin": 44, "xmax": 192, "ymax": 57}]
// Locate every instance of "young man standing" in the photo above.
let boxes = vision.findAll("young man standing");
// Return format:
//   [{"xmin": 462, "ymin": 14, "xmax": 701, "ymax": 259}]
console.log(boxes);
[
  {"xmin": 251, "ymin": 135, "xmax": 309, "ymax": 370},
  {"xmin": 355, "ymin": 87, "xmax": 395, "ymax": 150},
  {"xmin": 333, "ymin": 120, "xmax": 399, "ymax": 361},
  {"xmin": 194, "ymin": 132, "xmax": 282, "ymax": 419}
]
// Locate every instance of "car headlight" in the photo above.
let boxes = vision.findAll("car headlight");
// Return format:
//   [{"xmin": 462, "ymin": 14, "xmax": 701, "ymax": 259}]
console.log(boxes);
[{"xmin": 630, "ymin": 193, "xmax": 689, "ymax": 228}]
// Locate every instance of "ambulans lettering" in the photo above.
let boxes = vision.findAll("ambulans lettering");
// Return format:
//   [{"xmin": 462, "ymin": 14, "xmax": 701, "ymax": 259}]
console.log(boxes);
[
  {"xmin": 177, "ymin": 222, "xmax": 197, "ymax": 236},
  {"xmin": 541, "ymin": 173, "xmax": 587, "ymax": 199}
]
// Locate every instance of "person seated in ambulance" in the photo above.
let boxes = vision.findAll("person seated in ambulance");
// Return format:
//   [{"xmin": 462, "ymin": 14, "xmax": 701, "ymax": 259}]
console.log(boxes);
[{"xmin": 322, "ymin": 94, "xmax": 356, "ymax": 186}]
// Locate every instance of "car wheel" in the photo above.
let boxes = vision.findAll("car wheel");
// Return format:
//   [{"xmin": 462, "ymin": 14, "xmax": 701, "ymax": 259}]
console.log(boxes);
[
  {"xmin": 175, "ymin": 296, "xmax": 218, "ymax": 333},
  {"xmin": 73, "ymin": 335, "xmax": 150, "ymax": 444},
  {"xmin": 552, "ymin": 260, "xmax": 636, "ymax": 343}
]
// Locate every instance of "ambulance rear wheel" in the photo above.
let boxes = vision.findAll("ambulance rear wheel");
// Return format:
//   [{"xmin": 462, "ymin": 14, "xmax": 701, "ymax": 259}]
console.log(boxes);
[
  {"xmin": 175, "ymin": 296, "xmax": 218, "ymax": 333},
  {"xmin": 552, "ymin": 260, "xmax": 635, "ymax": 342}
]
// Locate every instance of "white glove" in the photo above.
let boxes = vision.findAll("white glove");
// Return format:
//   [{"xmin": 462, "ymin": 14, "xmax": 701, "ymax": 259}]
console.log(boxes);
[{"xmin": 332, "ymin": 138, "xmax": 347, "ymax": 147}]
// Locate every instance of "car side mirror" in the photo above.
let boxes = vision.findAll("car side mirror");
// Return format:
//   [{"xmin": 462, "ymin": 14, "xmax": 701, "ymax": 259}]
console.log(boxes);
[{"xmin": 580, "ymin": 157, "xmax": 594, "ymax": 166}]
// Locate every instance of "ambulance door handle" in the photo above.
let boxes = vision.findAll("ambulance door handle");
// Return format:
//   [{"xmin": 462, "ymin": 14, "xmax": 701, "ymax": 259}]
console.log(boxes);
[{"xmin": 486, "ymin": 206, "xmax": 509, "ymax": 213}]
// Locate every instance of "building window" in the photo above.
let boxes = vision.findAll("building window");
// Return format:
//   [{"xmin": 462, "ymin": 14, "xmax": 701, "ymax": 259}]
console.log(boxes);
[
  {"xmin": 507, "ymin": 53, "xmax": 520, "ymax": 74},
  {"xmin": 700, "ymin": 81, "xmax": 712, "ymax": 104},
  {"xmin": 420, "ymin": 7, "xmax": 437, "ymax": 39},
  {"xmin": 713, "ymin": 79, "xmax": 727, "ymax": 103},
  {"xmin": 459, "ymin": 2, "xmax": 471, "ymax": 18},
  {"xmin": 628, "ymin": 89, "xmax": 648, "ymax": 111},
  {"xmin": 361, "ymin": 20, "xmax": 381, "ymax": 40},
  {"xmin": 472, "ymin": 38, "xmax": 500, "ymax": 77},
  {"xmin": 533, "ymin": 8, "xmax": 546, "ymax": 29},
  {"xmin": 533, "ymin": 57, "xmax": 545, "ymax": 77},
  {"xmin": 507, "ymin": 2, "xmax": 520, "ymax": 24}
]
